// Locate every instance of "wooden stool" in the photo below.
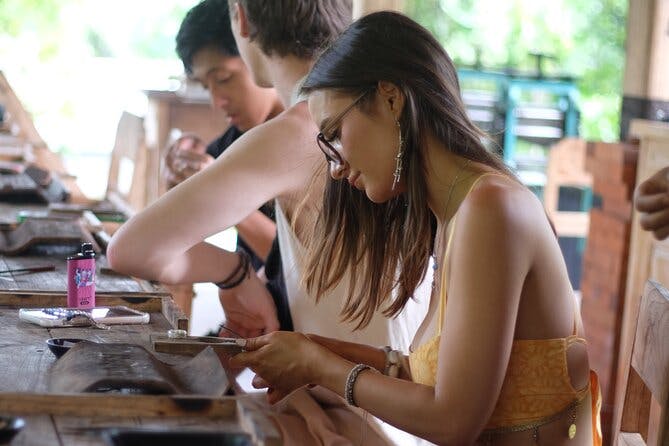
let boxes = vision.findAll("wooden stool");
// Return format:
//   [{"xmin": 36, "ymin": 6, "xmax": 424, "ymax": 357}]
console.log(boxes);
[{"xmin": 617, "ymin": 280, "xmax": 669, "ymax": 445}]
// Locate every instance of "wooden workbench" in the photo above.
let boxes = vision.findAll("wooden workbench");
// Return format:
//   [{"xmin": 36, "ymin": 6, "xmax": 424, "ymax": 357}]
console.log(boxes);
[
  {"xmin": 0, "ymin": 75, "xmax": 280, "ymax": 445},
  {"xmin": 0, "ymin": 196, "xmax": 278, "ymax": 446},
  {"xmin": 0, "ymin": 289, "xmax": 278, "ymax": 445}
]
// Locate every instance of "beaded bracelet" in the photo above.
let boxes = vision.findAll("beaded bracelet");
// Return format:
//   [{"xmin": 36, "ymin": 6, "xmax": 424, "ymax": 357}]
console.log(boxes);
[
  {"xmin": 214, "ymin": 250, "xmax": 251, "ymax": 290},
  {"xmin": 344, "ymin": 363, "xmax": 372, "ymax": 407}
]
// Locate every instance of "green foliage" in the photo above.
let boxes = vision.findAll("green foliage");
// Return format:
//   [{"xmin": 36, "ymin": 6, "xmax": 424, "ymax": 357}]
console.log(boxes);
[
  {"xmin": 127, "ymin": 3, "xmax": 195, "ymax": 59},
  {"xmin": 0, "ymin": 0, "xmax": 64, "ymax": 36},
  {"xmin": 405, "ymin": 0, "xmax": 628, "ymax": 141},
  {"xmin": 0, "ymin": 0, "xmax": 74, "ymax": 62},
  {"xmin": 0, "ymin": 0, "xmax": 197, "ymax": 61}
]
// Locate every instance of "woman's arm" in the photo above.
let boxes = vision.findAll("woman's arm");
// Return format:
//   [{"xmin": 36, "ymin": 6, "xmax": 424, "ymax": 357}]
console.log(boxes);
[
  {"xmin": 306, "ymin": 333, "xmax": 411, "ymax": 380},
  {"xmin": 232, "ymin": 180, "xmax": 541, "ymax": 444},
  {"xmin": 107, "ymin": 107, "xmax": 319, "ymax": 284}
]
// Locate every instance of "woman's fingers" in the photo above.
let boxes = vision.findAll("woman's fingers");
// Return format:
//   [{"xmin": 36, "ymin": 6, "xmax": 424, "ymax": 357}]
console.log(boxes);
[
  {"xmin": 267, "ymin": 387, "xmax": 290, "ymax": 405},
  {"xmin": 639, "ymin": 207, "xmax": 669, "ymax": 234},
  {"xmin": 229, "ymin": 334, "xmax": 272, "ymax": 367},
  {"xmin": 635, "ymin": 191, "xmax": 669, "ymax": 213},
  {"xmin": 242, "ymin": 333, "xmax": 274, "ymax": 352},
  {"xmin": 252, "ymin": 374, "xmax": 270, "ymax": 389}
]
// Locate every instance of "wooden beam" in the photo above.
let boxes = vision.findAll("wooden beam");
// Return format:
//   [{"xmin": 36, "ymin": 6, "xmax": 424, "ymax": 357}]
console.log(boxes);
[
  {"xmin": 621, "ymin": 0, "xmax": 669, "ymax": 138},
  {"xmin": 647, "ymin": 0, "xmax": 669, "ymax": 100},
  {"xmin": 622, "ymin": 0, "xmax": 654, "ymax": 98},
  {"xmin": 0, "ymin": 393, "xmax": 236, "ymax": 417},
  {"xmin": 0, "ymin": 291, "xmax": 167, "ymax": 312}
]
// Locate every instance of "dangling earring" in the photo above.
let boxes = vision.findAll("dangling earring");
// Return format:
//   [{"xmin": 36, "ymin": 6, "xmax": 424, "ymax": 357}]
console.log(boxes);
[{"xmin": 392, "ymin": 120, "xmax": 404, "ymax": 190}]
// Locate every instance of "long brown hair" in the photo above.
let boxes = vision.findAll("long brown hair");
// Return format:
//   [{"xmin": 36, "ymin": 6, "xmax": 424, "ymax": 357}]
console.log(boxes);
[{"xmin": 301, "ymin": 11, "xmax": 514, "ymax": 328}]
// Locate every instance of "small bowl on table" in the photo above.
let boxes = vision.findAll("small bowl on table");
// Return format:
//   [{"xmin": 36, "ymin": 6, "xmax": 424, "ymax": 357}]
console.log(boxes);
[
  {"xmin": 0, "ymin": 416, "xmax": 25, "ymax": 444},
  {"xmin": 46, "ymin": 338, "xmax": 87, "ymax": 359}
]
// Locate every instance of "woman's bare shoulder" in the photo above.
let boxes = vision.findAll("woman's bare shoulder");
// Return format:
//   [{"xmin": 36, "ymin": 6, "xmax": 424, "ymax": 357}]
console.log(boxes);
[{"xmin": 458, "ymin": 174, "xmax": 547, "ymax": 238}]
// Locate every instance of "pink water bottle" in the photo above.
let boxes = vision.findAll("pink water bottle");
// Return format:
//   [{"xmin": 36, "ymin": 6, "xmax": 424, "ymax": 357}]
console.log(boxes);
[{"xmin": 67, "ymin": 242, "xmax": 96, "ymax": 308}]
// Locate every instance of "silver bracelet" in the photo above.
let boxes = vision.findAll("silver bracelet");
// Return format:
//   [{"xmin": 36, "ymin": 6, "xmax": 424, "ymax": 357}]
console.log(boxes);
[
  {"xmin": 344, "ymin": 363, "xmax": 371, "ymax": 407},
  {"xmin": 381, "ymin": 346, "xmax": 402, "ymax": 378}
]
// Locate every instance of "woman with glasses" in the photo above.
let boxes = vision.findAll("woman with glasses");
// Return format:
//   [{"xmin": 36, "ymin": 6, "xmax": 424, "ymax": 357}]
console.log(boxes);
[{"xmin": 232, "ymin": 11, "xmax": 602, "ymax": 445}]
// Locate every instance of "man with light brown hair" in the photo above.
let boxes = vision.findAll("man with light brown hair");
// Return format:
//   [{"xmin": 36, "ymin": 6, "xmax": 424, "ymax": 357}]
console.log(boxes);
[{"xmin": 109, "ymin": 0, "xmax": 391, "ymax": 345}]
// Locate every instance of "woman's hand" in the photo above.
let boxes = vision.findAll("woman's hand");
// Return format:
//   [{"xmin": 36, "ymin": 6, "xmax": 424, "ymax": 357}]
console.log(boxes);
[
  {"xmin": 230, "ymin": 332, "xmax": 336, "ymax": 404},
  {"xmin": 635, "ymin": 166, "xmax": 669, "ymax": 240}
]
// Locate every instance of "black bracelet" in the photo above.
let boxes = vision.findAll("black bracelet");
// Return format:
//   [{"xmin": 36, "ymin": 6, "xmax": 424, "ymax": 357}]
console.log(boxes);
[
  {"xmin": 215, "ymin": 252, "xmax": 245, "ymax": 285},
  {"xmin": 215, "ymin": 250, "xmax": 251, "ymax": 290}
]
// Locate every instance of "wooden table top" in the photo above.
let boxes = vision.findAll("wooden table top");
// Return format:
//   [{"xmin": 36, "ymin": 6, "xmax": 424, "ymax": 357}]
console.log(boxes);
[
  {"xmin": 0, "ymin": 207, "xmax": 277, "ymax": 445},
  {"xmin": 0, "ymin": 298, "xmax": 265, "ymax": 445},
  {"xmin": 0, "ymin": 282, "xmax": 278, "ymax": 445},
  {"xmin": 0, "ymin": 85, "xmax": 280, "ymax": 445}
]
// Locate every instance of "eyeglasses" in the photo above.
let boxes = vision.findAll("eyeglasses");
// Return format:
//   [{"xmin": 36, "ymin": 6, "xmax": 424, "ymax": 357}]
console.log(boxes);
[{"xmin": 316, "ymin": 90, "xmax": 370, "ymax": 166}]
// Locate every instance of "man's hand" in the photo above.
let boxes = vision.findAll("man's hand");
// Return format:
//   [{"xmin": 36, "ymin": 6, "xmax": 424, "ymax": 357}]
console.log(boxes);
[
  {"xmin": 164, "ymin": 134, "xmax": 214, "ymax": 188},
  {"xmin": 635, "ymin": 166, "xmax": 669, "ymax": 240},
  {"xmin": 218, "ymin": 270, "xmax": 280, "ymax": 338}
]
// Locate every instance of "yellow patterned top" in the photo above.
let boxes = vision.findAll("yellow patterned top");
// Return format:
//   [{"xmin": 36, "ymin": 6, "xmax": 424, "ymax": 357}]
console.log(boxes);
[
  {"xmin": 411, "ymin": 332, "xmax": 589, "ymax": 424},
  {"xmin": 408, "ymin": 174, "xmax": 600, "ymax": 440}
]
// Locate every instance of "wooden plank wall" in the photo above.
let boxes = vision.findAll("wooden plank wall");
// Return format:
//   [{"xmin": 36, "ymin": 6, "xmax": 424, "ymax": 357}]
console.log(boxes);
[{"xmin": 613, "ymin": 120, "xmax": 669, "ymax": 445}]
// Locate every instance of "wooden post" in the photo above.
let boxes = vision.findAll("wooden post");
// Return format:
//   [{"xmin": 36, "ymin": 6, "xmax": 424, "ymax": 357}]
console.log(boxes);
[
  {"xmin": 612, "ymin": 120, "xmax": 669, "ymax": 445},
  {"xmin": 620, "ymin": 0, "xmax": 669, "ymax": 139},
  {"xmin": 353, "ymin": 0, "xmax": 404, "ymax": 18}
]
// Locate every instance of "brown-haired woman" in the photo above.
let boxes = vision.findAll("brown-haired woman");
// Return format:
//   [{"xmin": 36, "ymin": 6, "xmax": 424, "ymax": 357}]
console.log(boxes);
[{"xmin": 231, "ymin": 11, "xmax": 602, "ymax": 445}]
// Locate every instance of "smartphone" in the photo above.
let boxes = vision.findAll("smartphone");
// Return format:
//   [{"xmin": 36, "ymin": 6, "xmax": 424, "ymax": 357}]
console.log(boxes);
[{"xmin": 19, "ymin": 306, "xmax": 150, "ymax": 327}]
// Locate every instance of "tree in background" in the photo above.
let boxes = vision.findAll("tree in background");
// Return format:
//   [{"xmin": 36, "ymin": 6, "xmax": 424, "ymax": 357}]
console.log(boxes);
[
  {"xmin": 0, "ymin": 0, "xmax": 199, "ymax": 159},
  {"xmin": 405, "ymin": 0, "xmax": 628, "ymax": 141},
  {"xmin": 0, "ymin": 0, "xmax": 628, "ymax": 155},
  {"xmin": 0, "ymin": 0, "xmax": 195, "ymax": 61}
]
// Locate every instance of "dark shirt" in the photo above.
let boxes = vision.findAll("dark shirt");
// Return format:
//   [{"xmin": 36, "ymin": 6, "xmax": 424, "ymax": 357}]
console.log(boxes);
[
  {"xmin": 208, "ymin": 126, "xmax": 292, "ymax": 331},
  {"xmin": 207, "ymin": 127, "xmax": 275, "ymax": 228},
  {"xmin": 206, "ymin": 126, "xmax": 243, "ymax": 159}
]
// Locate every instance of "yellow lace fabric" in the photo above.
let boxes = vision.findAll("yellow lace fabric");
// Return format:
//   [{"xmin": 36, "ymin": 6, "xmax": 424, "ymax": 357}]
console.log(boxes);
[
  {"xmin": 409, "ymin": 336, "xmax": 440, "ymax": 386},
  {"xmin": 409, "ymin": 333, "xmax": 601, "ymax": 445},
  {"xmin": 485, "ymin": 336, "xmax": 589, "ymax": 427}
]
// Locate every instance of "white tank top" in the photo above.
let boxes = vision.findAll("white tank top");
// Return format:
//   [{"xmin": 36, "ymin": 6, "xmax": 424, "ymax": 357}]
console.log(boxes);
[{"xmin": 275, "ymin": 200, "xmax": 391, "ymax": 345}]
